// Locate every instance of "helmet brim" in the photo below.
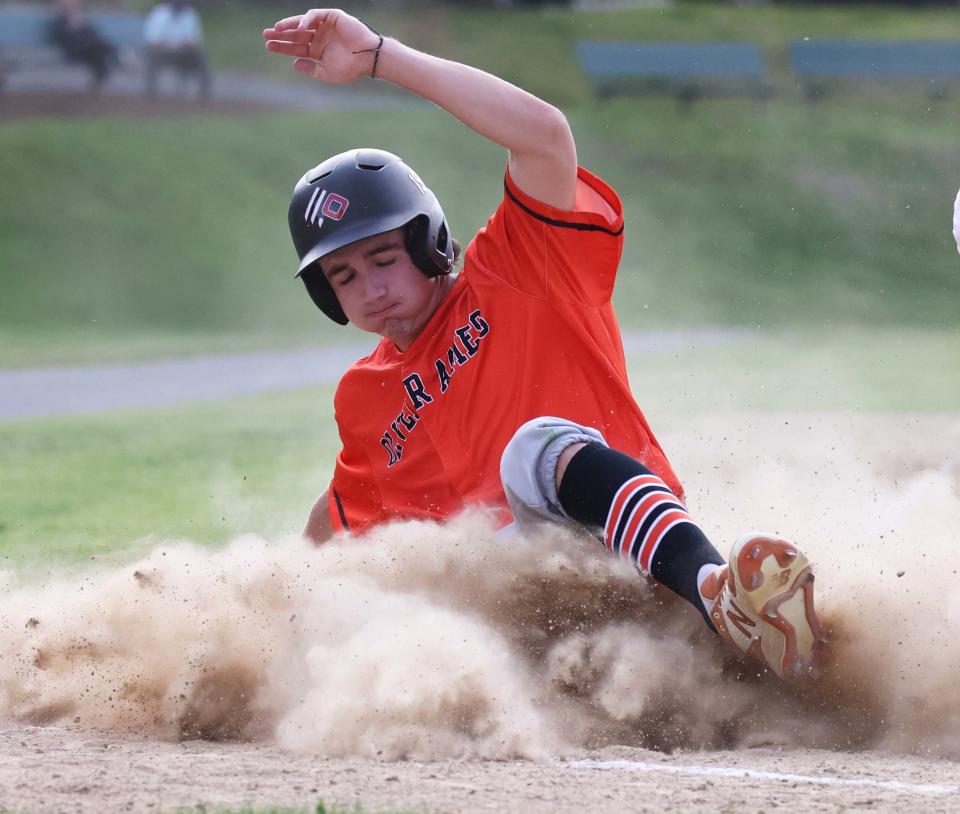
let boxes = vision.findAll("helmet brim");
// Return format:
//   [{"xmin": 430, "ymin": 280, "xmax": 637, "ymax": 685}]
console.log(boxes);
[{"xmin": 293, "ymin": 213, "xmax": 422, "ymax": 278}]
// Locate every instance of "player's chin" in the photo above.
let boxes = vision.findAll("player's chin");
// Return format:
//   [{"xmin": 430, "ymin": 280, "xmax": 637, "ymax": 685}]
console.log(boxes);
[
  {"xmin": 379, "ymin": 315, "xmax": 412, "ymax": 335},
  {"xmin": 353, "ymin": 309, "xmax": 401, "ymax": 331},
  {"xmin": 379, "ymin": 314, "xmax": 422, "ymax": 343},
  {"xmin": 352, "ymin": 315, "xmax": 390, "ymax": 337}
]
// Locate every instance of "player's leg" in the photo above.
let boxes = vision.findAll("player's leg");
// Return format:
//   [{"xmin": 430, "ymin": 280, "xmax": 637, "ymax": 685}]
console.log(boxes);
[
  {"xmin": 500, "ymin": 416, "xmax": 825, "ymax": 680},
  {"xmin": 555, "ymin": 440, "xmax": 724, "ymax": 627},
  {"xmin": 560, "ymin": 441, "xmax": 825, "ymax": 679},
  {"xmin": 502, "ymin": 421, "xmax": 723, "ymax": 625}
]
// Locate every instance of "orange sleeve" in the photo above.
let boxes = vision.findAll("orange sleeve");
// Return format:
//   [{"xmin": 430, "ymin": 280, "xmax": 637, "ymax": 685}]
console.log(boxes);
[{"xmin": 466, "ymin": 165, "xmax": 625, "ymax": 305}]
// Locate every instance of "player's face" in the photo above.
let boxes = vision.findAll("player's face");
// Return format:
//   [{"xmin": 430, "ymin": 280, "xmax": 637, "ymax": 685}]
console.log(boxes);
[{"xmin": 321, "ymin": 227, "xmax": 450, "ymax": 351}]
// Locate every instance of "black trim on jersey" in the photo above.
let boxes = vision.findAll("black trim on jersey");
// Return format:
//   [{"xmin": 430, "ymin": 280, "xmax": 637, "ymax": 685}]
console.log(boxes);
[
  {"xmin": 504, "ymin": 180, "xmax": 624, "ymax": 236},
  {"xmin": 332, "ymin": 487, "xmax": 349, "ymax": 531}
]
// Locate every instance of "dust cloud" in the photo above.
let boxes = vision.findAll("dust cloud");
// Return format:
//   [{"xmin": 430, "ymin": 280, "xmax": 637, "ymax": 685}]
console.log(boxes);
[{"xmin": 0, "ymin": 414, "xmax": 957, "ymax": 760}]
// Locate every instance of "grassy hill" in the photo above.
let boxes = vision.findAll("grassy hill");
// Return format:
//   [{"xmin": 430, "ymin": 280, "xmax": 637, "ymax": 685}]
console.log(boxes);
[
  {"xmin": 207, "ymin": 2, "xmax": 960, "ymax": 106},
  {"xmin": 1, "ymin": 2, "xmax": 958, "ymax": 366}
]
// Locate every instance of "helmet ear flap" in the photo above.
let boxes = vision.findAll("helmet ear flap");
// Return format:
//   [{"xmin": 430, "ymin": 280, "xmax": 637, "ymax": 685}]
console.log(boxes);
[
  {"xmin": 405, "ymin": 216, "xmax": 454, "ymax": 278},
  {"xmin": 299, "ymin": 263, "xmax": 348, "ymax": 325}
]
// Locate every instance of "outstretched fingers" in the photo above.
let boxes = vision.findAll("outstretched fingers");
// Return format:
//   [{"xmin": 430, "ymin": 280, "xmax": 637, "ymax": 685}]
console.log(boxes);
[
  {"xmin": 264, "ymin": 39, "xmax": 310, "ymax": 59},
  {"xmin": 297, "ymin": 8, "xmax": 331, "ymax": 30},
  {"xmin": 262, "ymin": 26, "xmax": 319, "ymax": 46},
  {"xmin": 262, "ymin": 8, "xmax": 365, "ymax": 84},
  {"xmin": 264, "ymin": 12, "xmax": 336, "ymax": 62},
  {"xmin": 262, "ymin": 9, "xmax": 328, "ymax": 42},
  {"xmin": 269, "ymin": 14, "xmax": 306, "ymax": 30},
  {"xmin": 264, "ymin": 8, "xmax": 332, "ymax": 34},
  {"xmin": 272, "ymin": 10, "xmax": 328, "ymax": 31}
]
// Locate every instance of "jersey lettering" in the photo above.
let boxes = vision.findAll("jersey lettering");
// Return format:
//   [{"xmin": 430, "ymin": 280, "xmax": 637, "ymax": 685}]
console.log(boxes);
[
  {"xmin": 402, "ymin": 373, "xmax": 434, "ymax": 410},
  {"xmin": 380, "ymin": 431, "xmax": 403, "ymax": 467},
  {"xmin": 379, "ymin": 311, "xmax": 492, "ymax": 466},
  {"xmin": 431, "ymin": 309, "xmax": 491, "ymax": 398},
  {"xmin": 435, "ymin": 358, "xmax": 453, "ymax": 394},
  {"xmin": 447, "ymin": 343, "xmax": 468, "ymax": 367},
  {"xmin": 397, "ymin": 409, "xmax": 420, "ymax": 432},
  {"xmin": 381, "ymin": 408, "xmax": 422, "ymax": 467},
  {"xmin": 469, "ymin": 309, "xmax": 490, "ymax": 337},
  {"xmin": 455, "ymin": 325, "xmax": 479, "ymax": 356}
]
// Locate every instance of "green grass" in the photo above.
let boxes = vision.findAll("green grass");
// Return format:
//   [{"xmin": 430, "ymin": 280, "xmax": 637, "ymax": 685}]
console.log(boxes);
[
  {"xmin": 2, "ymin": 100, "xmax": 957, "ymax": 367},
  {"xmin": 585, "ymin": 96, "xmax": 960, "ymax": 329},
  {"xmin": 0, "ymin": 111, "xmax": 502, "ymax": 366},
  {"xmin": 2, "ymin": 2, "xmax": 959, "ymax": 367},
  {"xmin": 203, "ymin": 2, "xmax": 960, "ymax": 105},
  {"xmin": 2, "ymin": 328, "xmax": 956, "ymax": 570},
  {"xmin": 0, "ymin": 385, "xmax": 338, "ymax": 569},
  {"xmin": 629, "ymin": 326, "xmax": 960, "ymax": 422}
]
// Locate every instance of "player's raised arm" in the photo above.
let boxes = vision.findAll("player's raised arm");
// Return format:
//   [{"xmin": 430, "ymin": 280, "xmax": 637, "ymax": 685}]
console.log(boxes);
[{"xmin": 262, "ymin": 8, "xmax": 577, "ymax": 210}]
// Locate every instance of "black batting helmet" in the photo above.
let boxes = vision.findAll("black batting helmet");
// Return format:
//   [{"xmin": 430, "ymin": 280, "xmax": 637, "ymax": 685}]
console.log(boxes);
[{"xmin": 288, "ymin": 148, "xmax": 455, "ymax": 325}]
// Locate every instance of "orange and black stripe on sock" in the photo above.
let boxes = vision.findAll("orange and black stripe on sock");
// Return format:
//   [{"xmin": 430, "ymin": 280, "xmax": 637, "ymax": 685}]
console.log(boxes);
[{"xmin": 557, "ymin": 442, "xmax": 723, "ymax": 627}]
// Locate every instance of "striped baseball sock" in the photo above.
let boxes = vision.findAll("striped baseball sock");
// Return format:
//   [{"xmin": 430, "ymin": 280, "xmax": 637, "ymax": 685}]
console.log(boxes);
[{"xmin": 557, "ymin": 442, "xmax": 724, "ymax": 627}]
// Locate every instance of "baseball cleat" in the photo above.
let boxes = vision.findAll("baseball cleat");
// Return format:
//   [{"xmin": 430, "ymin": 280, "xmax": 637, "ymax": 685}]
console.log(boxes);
[{"xmin": 700, "ymin": 532, "xmax": 826, "ymax": 681}]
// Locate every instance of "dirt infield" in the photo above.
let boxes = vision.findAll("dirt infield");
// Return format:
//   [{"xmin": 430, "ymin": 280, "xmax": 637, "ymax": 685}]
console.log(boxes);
[
  {"xmin": 2, "ymin": 724, "xmax": 959, "ymax": 813},
  {"xmin": 1, "ymin": 412, "xmax": 959, "ymax": 812}
]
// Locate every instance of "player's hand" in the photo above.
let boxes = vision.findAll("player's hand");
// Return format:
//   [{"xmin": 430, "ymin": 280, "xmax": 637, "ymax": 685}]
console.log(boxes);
[{"xmin": 262, "ymin": 9, "xmax": 380, "ymax": 84}]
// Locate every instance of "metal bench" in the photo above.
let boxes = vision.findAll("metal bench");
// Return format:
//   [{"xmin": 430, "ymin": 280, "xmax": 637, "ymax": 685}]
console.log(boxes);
[
  {"xmin": 576, "ymin": 41, "xmax": 769, "ymax": 102},
  {"xmin": 0, "ymin": 6, "xmax": 145, "ymax": 91},
  {"xmin": 790, "ymin": 39, "xmax": 960, "ymax": 98}
]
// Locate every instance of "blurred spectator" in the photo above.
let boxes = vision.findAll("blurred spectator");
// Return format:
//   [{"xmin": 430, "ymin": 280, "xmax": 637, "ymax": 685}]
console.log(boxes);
[
  {"xmin": 49, "ymin": 0, "xmax": 119, "ymax": 91},
  {"xmin": 144, "ymin": 0, "xmax": 211, "ymax": 99}
]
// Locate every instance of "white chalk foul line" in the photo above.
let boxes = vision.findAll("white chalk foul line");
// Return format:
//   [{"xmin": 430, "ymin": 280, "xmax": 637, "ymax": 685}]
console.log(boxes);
[{"xmin": 558, "ymin": 759, "xmax": 960, "ymax": 797}]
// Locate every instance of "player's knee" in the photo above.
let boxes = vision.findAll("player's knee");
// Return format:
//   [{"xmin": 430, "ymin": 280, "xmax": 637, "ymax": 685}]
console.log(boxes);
[{"xmin": 500, "ymin": 416, "xmax": 608, "ymax": 527}]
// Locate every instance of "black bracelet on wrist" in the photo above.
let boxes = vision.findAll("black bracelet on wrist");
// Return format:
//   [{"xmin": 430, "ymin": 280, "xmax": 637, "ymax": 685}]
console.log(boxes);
[{"xmin": 352, "ymin": 20, "xmax": 384, "ymax": 79}]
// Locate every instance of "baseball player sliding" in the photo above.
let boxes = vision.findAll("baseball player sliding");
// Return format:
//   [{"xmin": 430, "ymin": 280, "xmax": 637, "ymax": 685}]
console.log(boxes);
[{"xmin": 263, "ymin": 8, "xmax": 825, "ymax": 681}]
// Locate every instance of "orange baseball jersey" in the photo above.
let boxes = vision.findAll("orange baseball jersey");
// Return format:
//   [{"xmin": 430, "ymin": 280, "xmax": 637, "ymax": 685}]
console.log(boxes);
[{"xmin": 327, "ymin": 166, "xmax": 682, "ymax": 533}]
